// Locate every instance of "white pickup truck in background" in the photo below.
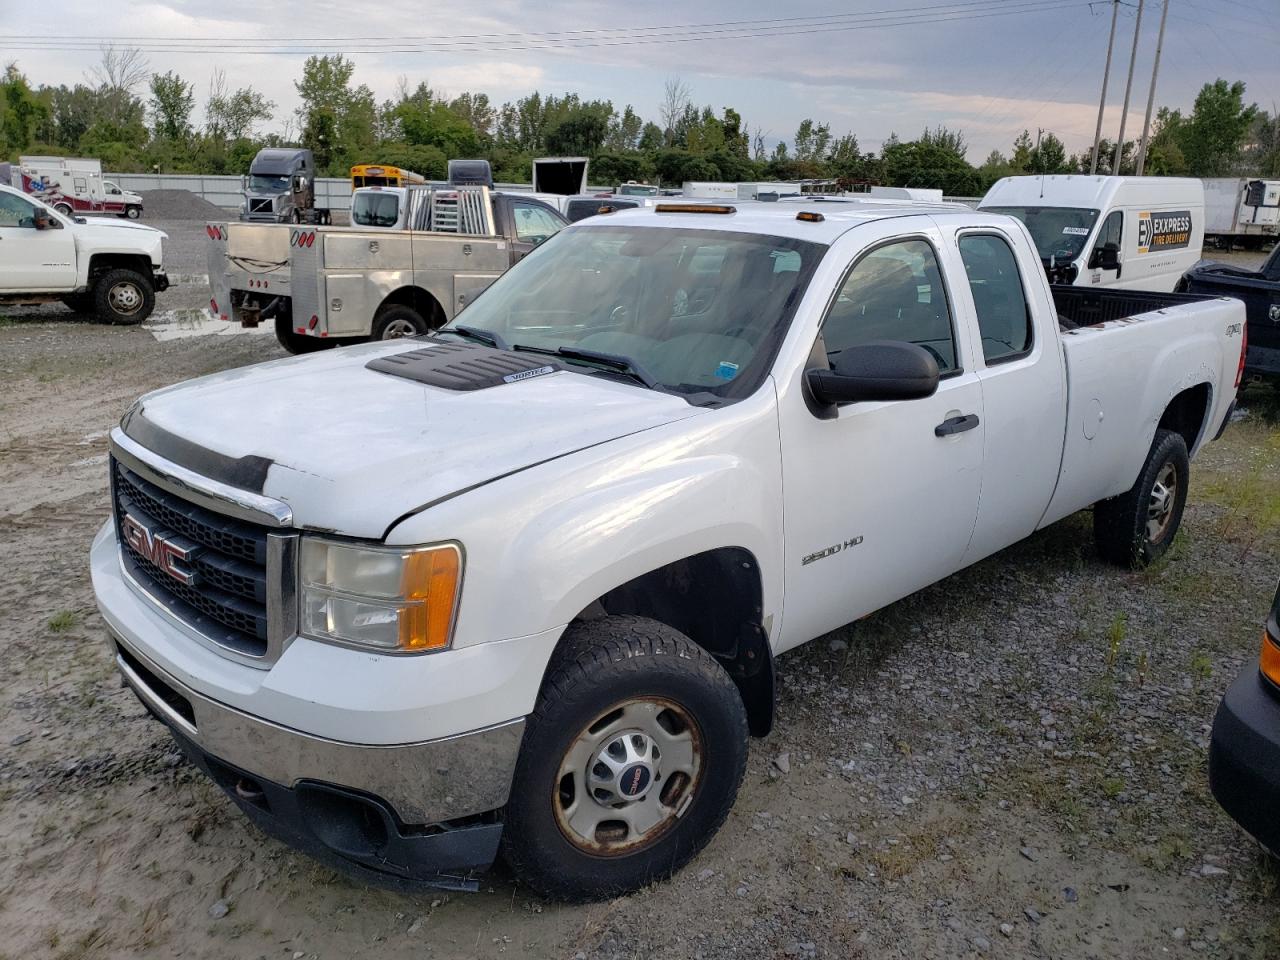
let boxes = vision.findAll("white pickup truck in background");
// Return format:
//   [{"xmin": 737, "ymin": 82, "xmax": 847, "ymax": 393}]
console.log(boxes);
[
  {"xmin": 95, "ymin": 200, "xmax": 1242, "ymax": 902},
  {"xmin": 0, "ymin": 182, "xmax": 169, "ymax": 323}
]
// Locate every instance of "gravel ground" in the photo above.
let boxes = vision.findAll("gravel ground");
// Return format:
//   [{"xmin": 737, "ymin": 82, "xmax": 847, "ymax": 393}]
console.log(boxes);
[{"xmin": 0, "ymin": 237, "xmax": 1278, "ymax": 959}]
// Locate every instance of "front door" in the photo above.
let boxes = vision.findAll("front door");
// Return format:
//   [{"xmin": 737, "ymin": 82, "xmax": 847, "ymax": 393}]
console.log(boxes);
[
  {"xmin": 0, "ymin": 193, "xmax": 77, "ymax": 290},
  {"xmin": 778, "ymin": 224, "xmax": 985, "ymax": 650},
  {"xmin": 508, "ymin": 201, "xmax": 565, "ymax": 264}
]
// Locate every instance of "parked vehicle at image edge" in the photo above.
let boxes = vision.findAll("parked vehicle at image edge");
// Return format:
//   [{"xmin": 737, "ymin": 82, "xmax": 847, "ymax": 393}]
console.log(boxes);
[
  {"xmin": 209, "ymin": 173, "xmax": 567, "ymax": 352},
  {"xmin": 1210, "ymin": 583, "xmax": 1280, "ymax": 855},
  {"xmin": 1182, "ymin": 242, "xmax": 1279, "ymax": 384},
  {"xmin": 95, "ymin": 199, "xmax": 1244, "ymax": 901},
  {"xmin": 980, "ymin": 175, "xmax": 1204, "ymax": 291},
  {"xmin": 0, "ymin": 182, "xmax": 168, "ymax": 323},
  {"xmin": 241, "ymin": 148, "xmax": 330, "ymax": 225},
  {"xmin": 2, "ymin": 156, "xmax": 144, "ymax": 219},
  {"xmin": 1203, "ymin": 177, "xmax": 1280, "ymax": 250}
]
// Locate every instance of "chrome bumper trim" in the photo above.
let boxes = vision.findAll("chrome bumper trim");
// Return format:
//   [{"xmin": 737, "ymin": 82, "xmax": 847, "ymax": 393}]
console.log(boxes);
[{"xmin": 112, "ymin": 630, "xmax": 525, "ymax": 825}]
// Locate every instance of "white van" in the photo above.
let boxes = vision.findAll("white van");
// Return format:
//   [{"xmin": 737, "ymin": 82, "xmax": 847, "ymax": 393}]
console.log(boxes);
[{"xmin": 979, "ymin": 175, "xmax": 1204, "ymax": 292}]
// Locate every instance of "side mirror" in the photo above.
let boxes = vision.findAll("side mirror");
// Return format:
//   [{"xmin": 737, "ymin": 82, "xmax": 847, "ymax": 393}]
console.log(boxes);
[
  {"xmin": 1090, "ymin": 242, "xmax": 1120, "ymax": 271},
  {"xmin": 294, "ymin": 176, "xmax": 307, "ymax": 191},
  {"xmin": 806, "ymin": 340, "xmax": 940, "ymax": 405}
]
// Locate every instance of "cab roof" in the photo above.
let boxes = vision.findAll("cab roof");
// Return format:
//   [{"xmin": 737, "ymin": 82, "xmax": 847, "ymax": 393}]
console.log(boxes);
[{"xmin": 575, "ymin": 197, "xmax": 1008, "ymax": 245}]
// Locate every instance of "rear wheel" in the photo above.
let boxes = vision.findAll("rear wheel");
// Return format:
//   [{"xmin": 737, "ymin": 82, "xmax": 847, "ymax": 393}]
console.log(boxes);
[
  {"xmin": 501, "ymin": 616, "xmax": 749, "ymax": 902},
  {"xmin": 371, "ymin": 304, "xmax": 429, "ymax": 341},
  {"xmin": 92, "ymin": 268, "xmax": 155, "ymax": 324},
  {"xmin": 274, "ymin": 316, "xmax": 334, "ymax": 354},
  {"xmin": 1094, "ymin": 428, "xmax": 1189, "ymax": 568},
  {"xmin": 54, "ymin": 202, "xmax": 72, "ymax": 216}
]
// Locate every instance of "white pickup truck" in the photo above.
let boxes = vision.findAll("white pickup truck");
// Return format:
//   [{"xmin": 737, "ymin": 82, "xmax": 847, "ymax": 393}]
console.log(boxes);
[
  {"xmin": 0, "ymin": 182, "xmax": 169, "ymax": 323},
  {"xmin": 93, "ymin": 200, "xmax": 1243, "ymax": 901}
]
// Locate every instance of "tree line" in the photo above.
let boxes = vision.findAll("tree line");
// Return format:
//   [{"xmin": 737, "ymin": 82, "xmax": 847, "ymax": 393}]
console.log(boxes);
[{"xmin": 2, "ymin": 50, "xmax": 1277, "ymax": 193}]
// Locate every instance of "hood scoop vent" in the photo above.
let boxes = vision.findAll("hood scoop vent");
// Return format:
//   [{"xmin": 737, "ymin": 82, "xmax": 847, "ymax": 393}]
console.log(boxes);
[{"xmin": 366, "ymin": 341, "xmax": 563, "ymax": 391}]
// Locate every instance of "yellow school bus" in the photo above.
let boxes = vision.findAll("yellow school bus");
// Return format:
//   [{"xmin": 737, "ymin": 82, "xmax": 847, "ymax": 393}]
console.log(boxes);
[{"xmin": 350, "ymin": 164, "xmax": 428, "ymax": 190}]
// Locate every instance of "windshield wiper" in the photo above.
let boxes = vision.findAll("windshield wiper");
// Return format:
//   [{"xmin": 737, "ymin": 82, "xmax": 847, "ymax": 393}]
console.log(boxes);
[
  {"xmin": 511, "ymin": 344, "xmax": 658, "ymax": 390},
  {"xmin": 435, "ymin": 325, "xmax": 510, "ymax": 350}
]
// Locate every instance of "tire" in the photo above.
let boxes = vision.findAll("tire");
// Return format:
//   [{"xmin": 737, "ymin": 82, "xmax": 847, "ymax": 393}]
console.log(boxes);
[
  {"xmin": 274, "ymin": 316, "xmax": 333, "ymax": 354},
  {"xmin": 125, "ymin": 205, "xmax": 141, "ymax": 220},
  {"xmin": 371, "ymin": 304, "xmax": 429, "ymax": 341},
  {"xmin": 290, "ymin": 209, "xmax": 302, "ymax": 224},
  {"xmin": 54, "ymin": 202, "xmax": 72, "ymax": 216},
  {"xmin": 92, "ymin": 268, "xmax": 155, "ymax": 324},
  {"xmin": 501, "ymin": 615, "xmax": 749, "ymax": 902},
  {"xmin": 1094, "ymin": 428, "xmax": 1189, "ymax": 568}
]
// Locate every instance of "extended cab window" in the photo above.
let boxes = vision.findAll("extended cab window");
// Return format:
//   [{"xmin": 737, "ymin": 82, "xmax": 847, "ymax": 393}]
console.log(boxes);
[
  {"xmin": 958, "ymin": 234, "xmax": 1033, "ymax": 363},
  {"xmin": 351, "ymin": 191, "xmax": 400, "ymax": 227},
  {"xmin": 0, "ymin": 192, "xmax": 39, "ymax": 228},
  {"xmin": 822, "ymin": 238, "xmax": 957, "ymax": 372},
  {"xmin": 513, "ymin": 204, "xmax": 563, "ymax": 245}
]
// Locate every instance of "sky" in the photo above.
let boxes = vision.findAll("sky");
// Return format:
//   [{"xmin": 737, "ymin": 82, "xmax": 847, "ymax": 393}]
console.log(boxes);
[{"xmin": 1, "ymin": 0, "xmax": 1278, "ymax": 161}]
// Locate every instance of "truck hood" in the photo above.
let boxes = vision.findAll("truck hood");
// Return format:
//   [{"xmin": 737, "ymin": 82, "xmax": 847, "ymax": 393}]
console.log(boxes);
[
  {"xmin": 130, "ymin": 341, "xmax": 707, "ymax": 538},
  {"xmin": 73, "ymin": 217, "xmax": 168, "ymax": 242}
]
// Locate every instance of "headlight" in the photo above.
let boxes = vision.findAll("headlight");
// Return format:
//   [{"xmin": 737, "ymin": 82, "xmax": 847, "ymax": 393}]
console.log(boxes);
[{"xmin": 299, "ymin": 538, "xmax": 461, "ymax": 652}]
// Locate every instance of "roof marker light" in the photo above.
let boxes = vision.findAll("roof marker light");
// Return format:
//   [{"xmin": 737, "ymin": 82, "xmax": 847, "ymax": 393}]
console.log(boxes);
[
  {"xmin": 796, "ymin": 211, "xmax": 826, "ymax": 222},
  {"xmin": 655, "ymin": 204, "xmax": 735, "ymax": 214}
]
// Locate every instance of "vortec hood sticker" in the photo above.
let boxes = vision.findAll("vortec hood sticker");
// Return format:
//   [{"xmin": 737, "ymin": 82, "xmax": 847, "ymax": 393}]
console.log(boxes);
[
  {"xmin": 1138, "ymin": 210, "xmax": 1192, "ymax": 253},
  {"xmin": 502, "ymin": 365, "xmax": 557, "ymax": 383}
]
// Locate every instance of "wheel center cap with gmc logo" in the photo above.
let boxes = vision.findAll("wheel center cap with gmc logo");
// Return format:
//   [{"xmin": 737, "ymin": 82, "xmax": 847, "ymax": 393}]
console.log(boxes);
[{"xmin": 619, "ymin": 763, "xmax": 652, "ymax": 798}]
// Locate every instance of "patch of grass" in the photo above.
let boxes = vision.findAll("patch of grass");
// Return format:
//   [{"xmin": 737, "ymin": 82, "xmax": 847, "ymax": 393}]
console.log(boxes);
[
  {"xmin": 1101, "ymin": 776, "xmax": 1125, "ymax": 799},
  {"xmin": 47, "ymin": 610, "xmax": 78, "ymax": 633},
  {"xmin": 1189, "ymin": 649, "xmax": 1214, "ymax": 683},
  {"xmin": 1105, "ymin": 612, "xmax": 1127, "ymax": 673}
]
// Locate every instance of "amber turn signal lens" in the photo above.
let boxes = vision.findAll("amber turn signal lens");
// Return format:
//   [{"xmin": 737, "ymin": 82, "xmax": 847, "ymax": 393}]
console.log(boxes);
[
  {"xmin": 399, "ymin": 547, "xmax": 461, "ymax": 651},
  {"xmin": 1259, "ymin": 631, "xmax": 1280, "ymax": 686}
]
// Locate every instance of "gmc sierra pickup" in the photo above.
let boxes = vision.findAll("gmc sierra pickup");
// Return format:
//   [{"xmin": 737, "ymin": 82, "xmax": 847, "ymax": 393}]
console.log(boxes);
[
  {"xmin": 94, "ymin": 201, "xmax": 1243, "ymax": 901},
  {"xmin": 0, "ymin": 182, "xmax": 169, "ymax": 323}
]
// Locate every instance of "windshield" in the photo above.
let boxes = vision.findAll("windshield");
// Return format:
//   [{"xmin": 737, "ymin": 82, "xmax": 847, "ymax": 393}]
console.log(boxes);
[
  {"xmin": 249, "ymin": 174, "xmax": 290, "ymax": 193},
  {"xmin": 982, "ymin": 206, "xmax": 1100, "ymax": 262},
  {"xmin": 617, "ymin": 184, "xmax": 659, "ymax": 197},
  {"xmin": 351, "ymin": 191, "xmax": 400, "ymax": 227},
  {"xmin": 441, "ymin": 224, "xmax": 823, "ymax": 399}
]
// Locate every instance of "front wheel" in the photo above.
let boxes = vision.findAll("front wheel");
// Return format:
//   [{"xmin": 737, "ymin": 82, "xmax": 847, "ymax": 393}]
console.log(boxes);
[
  {"xmin": 125, "ymin": 205, "xmax": 141, "ymax": 220},
  {"xmin": 501, "ymin": 616, "xmax": 749, "ymax": 902},
  {"xmin": 54, "ymin": 202, "xmax": 73, "ymax": 216},
  {"xmin": 92, "ymin": 268, "xmax": 155, "ymax": 324},
  {"xmin": 1094, "ymin": 428, "xmax": 1189, "ymax": 568}
]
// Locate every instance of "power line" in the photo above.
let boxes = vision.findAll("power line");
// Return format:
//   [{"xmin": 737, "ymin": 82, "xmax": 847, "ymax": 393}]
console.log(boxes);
[{"xmin": 0, "ymin": 1, "xmax": 1092, "ymax": 55}]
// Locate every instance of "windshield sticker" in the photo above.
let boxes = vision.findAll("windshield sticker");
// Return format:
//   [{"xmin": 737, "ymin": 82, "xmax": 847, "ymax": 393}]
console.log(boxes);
[
  {"xmin": 1062, "ymin": 226, "xmax": 1090, "ymax": 236},
  {"xmin": 715, "ymin": 361, "xmax": 740, "ymax": 381},
  {"xmin": 1138, "ymin": 210, "xmax": 1192, "ymax": 253}
]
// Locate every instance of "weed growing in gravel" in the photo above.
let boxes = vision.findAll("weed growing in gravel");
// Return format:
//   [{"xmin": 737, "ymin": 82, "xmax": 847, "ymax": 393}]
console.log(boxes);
[
  {"xmin": 47, "ymin": 610, "xmax": 78, "ymax": 633},
  {"xmin": 1105, "ymin": 613, "xmax": 1128, "ymax": 673}
]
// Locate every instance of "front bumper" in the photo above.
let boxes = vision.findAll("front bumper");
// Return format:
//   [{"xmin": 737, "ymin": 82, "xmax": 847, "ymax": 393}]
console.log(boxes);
[
  {"xmin": 1209, "ymin": 665, "xmax": 1280, "ymax": 853},
  {"xmin": 153, "ymin": 270, "xmax": 170, "ymax": 293},
  {"xmin": 113, "ymin": 628, "xmax": 518, "ymax": 888}
]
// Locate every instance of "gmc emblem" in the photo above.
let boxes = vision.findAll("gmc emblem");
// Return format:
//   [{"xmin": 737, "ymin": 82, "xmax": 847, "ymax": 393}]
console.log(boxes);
[{"xmin": 121, "ymin": 512, "xmax": 198, "ymax": 586}]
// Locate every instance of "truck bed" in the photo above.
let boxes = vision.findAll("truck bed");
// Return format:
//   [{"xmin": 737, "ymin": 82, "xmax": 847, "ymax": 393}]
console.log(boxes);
[
  {"xmin": 1041, "ymin": 287, "xmax": 1240, "ymax": 531},
  {"xmin": 1052, "ymin": 285, "xmax": 1219, "ymax": 329}
]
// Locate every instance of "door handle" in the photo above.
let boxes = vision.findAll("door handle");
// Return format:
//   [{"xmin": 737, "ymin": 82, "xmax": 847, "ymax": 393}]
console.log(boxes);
[{"xmin": 935, "ymin": 414, "xmax": 980, "ymax": 437}]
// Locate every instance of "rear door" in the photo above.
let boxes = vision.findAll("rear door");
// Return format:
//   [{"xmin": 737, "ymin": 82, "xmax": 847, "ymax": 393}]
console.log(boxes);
[
  {"xmin": 941, "ymin": 223, "xmax": 1067, "ymax": 562},
  {"xmin": 0, "ymin": 193, "xmax": 76, "ymax": 290},
  {"xmin": 778, "ymin": 221, "xmax": 985, "ymax": 648}
]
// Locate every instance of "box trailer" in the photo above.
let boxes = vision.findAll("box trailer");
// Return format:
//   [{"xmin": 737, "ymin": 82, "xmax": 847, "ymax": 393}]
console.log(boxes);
[{"xmin": 1203, "ymin": 177, "xmax": 1280, "ymax": 250}]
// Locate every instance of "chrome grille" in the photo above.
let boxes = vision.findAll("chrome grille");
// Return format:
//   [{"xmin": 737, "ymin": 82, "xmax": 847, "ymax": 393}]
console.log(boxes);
[{"xmin": 113, "ymin": 458, "xmax": 274, "ymax": 660}]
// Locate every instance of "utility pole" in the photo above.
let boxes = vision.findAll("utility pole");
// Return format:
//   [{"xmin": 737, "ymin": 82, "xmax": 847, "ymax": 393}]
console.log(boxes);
[
  {"xmin": 1114, "ymin": 0, "xmax": 1146, "ymax": 176},
  {"xmin": 1135, "ymin": 0, "xmax": 1170, "ymax": 175},
  {"xmin": 1090, "ymin": 0, "xmax": 1121, "ymax": 175}
]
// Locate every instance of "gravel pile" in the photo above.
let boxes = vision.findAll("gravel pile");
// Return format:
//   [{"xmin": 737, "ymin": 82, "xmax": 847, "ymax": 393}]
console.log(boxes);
[{"xmin": 139, "ymin": 190, "xmax": 228, "ymax": 220}]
